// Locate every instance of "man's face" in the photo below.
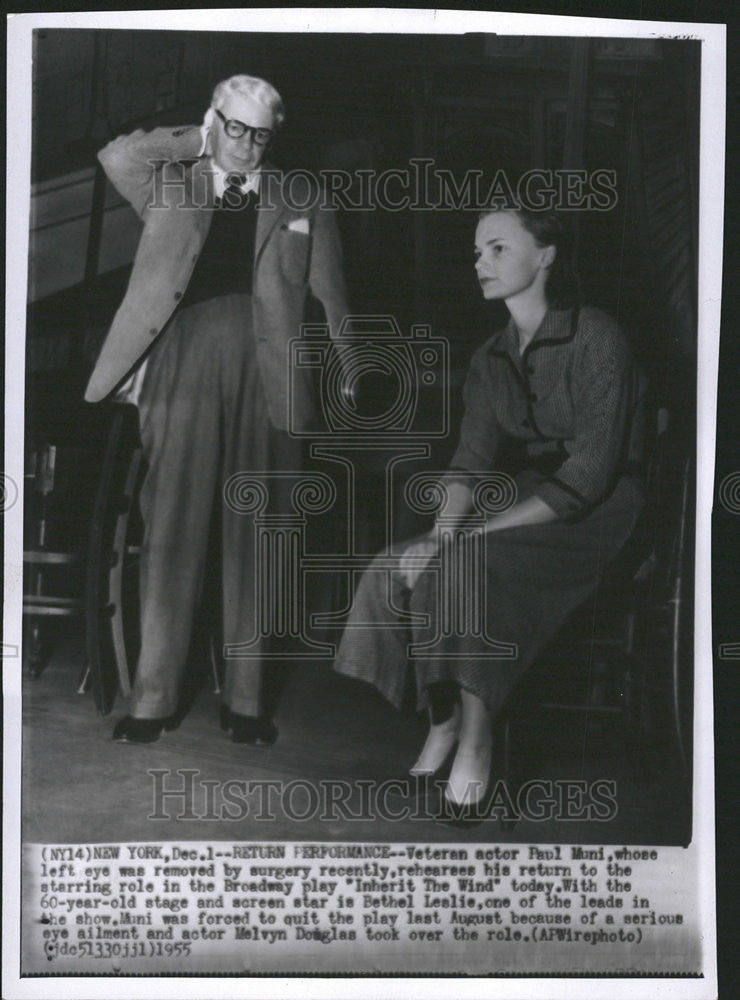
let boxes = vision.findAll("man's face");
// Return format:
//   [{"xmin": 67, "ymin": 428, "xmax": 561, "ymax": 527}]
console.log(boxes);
[{"xmin": 209, "ymin": 91, "xmax": 276, "ymax": 175}]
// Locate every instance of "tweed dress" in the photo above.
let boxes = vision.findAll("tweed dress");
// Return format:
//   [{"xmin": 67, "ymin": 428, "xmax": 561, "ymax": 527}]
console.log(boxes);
[{"xmin": 333, "ymin": 306, "xmax": 648, "ymax": 716}]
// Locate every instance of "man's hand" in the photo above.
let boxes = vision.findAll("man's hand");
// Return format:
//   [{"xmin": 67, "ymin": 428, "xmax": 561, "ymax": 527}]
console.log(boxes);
[{"xmin": 398, "ymin": 533, "xmax": 438, "ymax": 589}]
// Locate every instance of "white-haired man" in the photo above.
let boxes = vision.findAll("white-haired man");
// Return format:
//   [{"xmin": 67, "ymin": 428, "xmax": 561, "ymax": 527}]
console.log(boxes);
[{"xmin": 86, "ymin": 74, "xmax": 349, "ymax": 744}]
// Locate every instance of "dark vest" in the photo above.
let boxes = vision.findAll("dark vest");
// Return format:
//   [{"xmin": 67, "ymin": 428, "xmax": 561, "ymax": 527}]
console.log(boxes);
[{"xmin": 178, "ymin": 186, "xmax": 257, "ymax": 310}]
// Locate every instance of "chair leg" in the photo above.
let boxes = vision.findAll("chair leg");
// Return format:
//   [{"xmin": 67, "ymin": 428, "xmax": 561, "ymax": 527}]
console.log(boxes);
[
  {"xmin": 76, "ymin": 662, "xmax": 92, "ymax": 694},
  {"xmin": 108, "ymin": 447, "xmax": 143, "ymax": 698},
  {"xmin": 85, "ymin": 407, "xmax": 125, "ymax": 714},
  {"xmin": 670, "ymin": 595, "xmax": 691, "ymax": 782},
  {"xmin": 499, "ymin": 715, "xmax": 517, "ymax": 832},
  {"xmin": 624, "ymin": 656, "xmax": 657, "ymax": 787},
  {"xmin": 501, "ymin": 716, "xmax": 511, "ymax": 784},
  {"xmin": 209, "ymin": 634, "xmax": 222, "ymax": 694},
  {"xmin": 86, "ymin": 406, "xmax": 143, "ymax": 715},
  {"xmin": 24, "ymin": 619, "xmax": 46, "ymax": 679}
]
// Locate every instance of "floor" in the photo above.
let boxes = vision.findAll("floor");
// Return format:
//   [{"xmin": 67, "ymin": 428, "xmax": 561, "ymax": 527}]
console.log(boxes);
[{"xmin": 19, "ymin": 626, "xmax": 692, "ymax": 848}]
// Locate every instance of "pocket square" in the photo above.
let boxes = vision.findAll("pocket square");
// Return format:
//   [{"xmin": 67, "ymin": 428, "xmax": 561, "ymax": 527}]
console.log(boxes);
[{"xmin": 287, "ymin": 217, "xmax": 310, "ymax": 234}]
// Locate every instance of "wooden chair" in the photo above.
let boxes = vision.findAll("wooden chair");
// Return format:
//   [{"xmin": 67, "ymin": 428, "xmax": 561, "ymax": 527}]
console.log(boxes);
[
  {"xmin": 23, "ymin": 443, "xmax": 84, "ymax": 678},
  {"xmin": 496, "ymin": 408, "xmax": 694, "ymax": 825},
  {"xmin": 84, "ymin": 403, "xmax": 144, "ymax": 713},
  {"xmin": 84, "ymin": 402, "xmax": 223, "ymax": 714}
]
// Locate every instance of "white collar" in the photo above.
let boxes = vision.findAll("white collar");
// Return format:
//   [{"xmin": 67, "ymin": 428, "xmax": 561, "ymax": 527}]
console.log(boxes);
[{"xmin": 209, "ymin": 160, "xmax": 261, "ymax": 200}]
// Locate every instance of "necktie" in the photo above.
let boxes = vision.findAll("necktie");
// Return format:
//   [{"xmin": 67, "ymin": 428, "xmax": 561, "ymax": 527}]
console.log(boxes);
[{"xmin": 221, "ymin": 174, "xmax": 253, "ymax": 210}]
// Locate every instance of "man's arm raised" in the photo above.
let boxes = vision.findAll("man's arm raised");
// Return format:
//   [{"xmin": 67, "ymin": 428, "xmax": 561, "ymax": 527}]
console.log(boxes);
[{"xmin": 98, "ymin": 125, "xmax": 203, "ymax": 220}]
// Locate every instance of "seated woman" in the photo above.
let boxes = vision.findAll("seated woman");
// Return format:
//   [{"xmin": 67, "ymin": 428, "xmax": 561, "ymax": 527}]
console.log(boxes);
[{"xmin": 333, "ymin": 207, "xmax": 647, "ymax": 816}]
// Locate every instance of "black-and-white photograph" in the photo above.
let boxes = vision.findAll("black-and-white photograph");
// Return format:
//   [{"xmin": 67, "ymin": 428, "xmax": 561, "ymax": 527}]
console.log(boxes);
[{"xmin": 4, "ymin": 8, "xmax": 723, "ymax": 994}]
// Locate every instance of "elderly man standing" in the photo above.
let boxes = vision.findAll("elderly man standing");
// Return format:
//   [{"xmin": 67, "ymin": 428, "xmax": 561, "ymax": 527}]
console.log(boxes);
[{"xmin": 85, "ymin": 74, "xmax": 349, "ymax": 745}]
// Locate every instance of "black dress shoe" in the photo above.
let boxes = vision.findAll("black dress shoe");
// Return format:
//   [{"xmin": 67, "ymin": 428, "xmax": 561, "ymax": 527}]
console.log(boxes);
[
  {"xmin": 220, "ymin": 706, "xmax": 278, "ymax": 746},
  {"xmin": 112, "ymin": 714, "xmax": 177, "ymax": 744}
]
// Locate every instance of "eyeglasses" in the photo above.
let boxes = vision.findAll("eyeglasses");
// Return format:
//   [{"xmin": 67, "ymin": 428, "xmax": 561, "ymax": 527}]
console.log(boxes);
[{"xmin": 214, "ymin": 108, "xmax": 274, "ymax": 145}]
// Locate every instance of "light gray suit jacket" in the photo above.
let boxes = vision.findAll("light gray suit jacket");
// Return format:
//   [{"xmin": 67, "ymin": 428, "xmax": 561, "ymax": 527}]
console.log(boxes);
[{"xmin": 84, "ymin": 125, "xmax": 349, "ymax": 431}]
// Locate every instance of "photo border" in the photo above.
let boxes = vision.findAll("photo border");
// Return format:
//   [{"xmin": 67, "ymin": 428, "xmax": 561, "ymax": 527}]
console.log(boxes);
[{"xmin": 4, "ymin": 7, "xmax": 725, "ymax": 998}]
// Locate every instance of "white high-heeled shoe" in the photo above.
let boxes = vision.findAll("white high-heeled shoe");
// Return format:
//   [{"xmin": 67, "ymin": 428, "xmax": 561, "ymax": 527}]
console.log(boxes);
[
  {"xmin": 409, "ymin": 703, "xmax": 461, "ymax": 776},
  {"xmin": 444, "ymin": 743, "xmax": 493, "ymax": 809}
]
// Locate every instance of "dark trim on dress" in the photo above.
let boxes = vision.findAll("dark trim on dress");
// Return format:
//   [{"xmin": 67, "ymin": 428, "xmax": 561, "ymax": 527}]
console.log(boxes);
[
  {"xmin": 544, "ymin": 475, "xmax": 587, "ymax": 504},
  {"xmin": 486, "ymin": 308, "xmax": 580, "ymax": 444},
  {"xmin": 523, "ymin": 306, "xmax": 580, "ymax": 358}
]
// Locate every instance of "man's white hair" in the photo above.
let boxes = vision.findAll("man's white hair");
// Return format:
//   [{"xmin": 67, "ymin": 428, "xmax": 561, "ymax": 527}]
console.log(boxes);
[{"xmin": 211, "ymin": 74, "xmax": 285, "ymax": 130}]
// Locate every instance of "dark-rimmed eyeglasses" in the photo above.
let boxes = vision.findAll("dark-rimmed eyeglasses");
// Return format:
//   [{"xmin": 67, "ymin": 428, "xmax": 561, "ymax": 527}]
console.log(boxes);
[{"xmin": 214, "ymin": 108, "xmax": 274, "ymax": 145}]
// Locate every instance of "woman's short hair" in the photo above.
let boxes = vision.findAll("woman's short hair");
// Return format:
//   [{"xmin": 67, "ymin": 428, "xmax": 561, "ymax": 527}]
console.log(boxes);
[
  {"xmin": 211, "ymin": 74, "xmax": 286, "ymax": 130},
  {"xmin": 479, "ymin": 207, "xmax": 582, "ymax": 310}
]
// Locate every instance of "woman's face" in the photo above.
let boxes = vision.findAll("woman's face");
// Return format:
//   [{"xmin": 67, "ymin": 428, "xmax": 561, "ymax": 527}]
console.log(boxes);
[{"xmin": 474, "ymin": 211, "xmax": 552, "ymax": 303}]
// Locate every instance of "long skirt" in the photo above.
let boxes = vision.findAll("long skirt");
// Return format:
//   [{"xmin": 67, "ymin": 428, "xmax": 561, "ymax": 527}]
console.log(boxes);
[
  {"xmin": 333, "ymin": 474, "xmax": 644, "ymax": 717},
  {"xmin": 131, "ymin": 294, "xmax": 301, "ymax": 719}
]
